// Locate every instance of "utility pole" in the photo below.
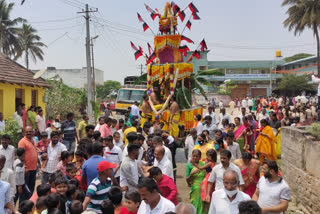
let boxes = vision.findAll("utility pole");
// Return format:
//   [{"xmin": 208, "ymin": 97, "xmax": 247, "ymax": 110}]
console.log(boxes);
[
  {"xmin": 78, "ymin": 4, "xmax": 97, "ymax": 123},
  {"xmin": 91, "ymin": 35, "xmax": 99, "ymax": 102}
]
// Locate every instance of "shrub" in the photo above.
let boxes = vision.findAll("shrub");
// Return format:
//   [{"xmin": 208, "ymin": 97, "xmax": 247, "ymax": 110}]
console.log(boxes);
[{"xmin": 306, "ymin": 123, "xmax": 320, "ymax": 140}]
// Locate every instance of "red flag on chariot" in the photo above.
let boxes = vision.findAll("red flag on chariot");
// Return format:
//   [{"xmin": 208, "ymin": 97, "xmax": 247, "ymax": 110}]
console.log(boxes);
[
  {"xmin": 179, "ymin": 45, "xmax": 190, "ymax": 56},
  {"xmin": 137, "ymin": 13, "xmax": 144, "ymax": 22},
  {"xmin": 143, "ymin": 23, "xmax": 149, "ymax": 31},
  {"xmin": 200, "ymin": 39, "xmax": 208, "ymax": 51},
  {"xmin": 188, "ymin": 2, "xmax": 199, "ymax": 13},
  {"xmin": 192, "ymin": 12, "xmax": 200, "ymax": 20},
  {"xmin": 171, "ymin": 2, "xmax": 180, "ymax": 15},
  {"xmin": 178, "ymin": 10, "xmax": 186, "ymax": 22},
  {"xmin": 186, "ymin": 20, "xmax": 192, "ymax": 30},
  {"xmin": 181, "ymin": 35, "xmax": 194, "ymax": 43},
  {"xmin": 130, "ymin": 41, "xmax": 143, "ymax": 60},
  {"xmin": 147, "ymin": 43, "xmax": 153, "ymax": 56},
  {"xmin": 146, "ymin": 52, "xmax": 156, "ymax": 65}
]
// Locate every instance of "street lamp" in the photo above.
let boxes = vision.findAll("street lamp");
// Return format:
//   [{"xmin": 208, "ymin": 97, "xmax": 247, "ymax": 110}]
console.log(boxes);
[{"xmin": 91, "ymin": 35, "xmax": 99, "ymax": 101}]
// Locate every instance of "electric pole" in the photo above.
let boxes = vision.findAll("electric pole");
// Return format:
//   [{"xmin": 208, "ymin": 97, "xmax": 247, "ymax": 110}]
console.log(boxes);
[{"xmin": 78, "ymin": 4, "xmax": 97, "ymax": 123}]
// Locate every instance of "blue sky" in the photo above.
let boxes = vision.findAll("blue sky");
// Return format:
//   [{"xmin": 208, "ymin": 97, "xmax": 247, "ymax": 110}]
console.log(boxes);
[{"xmin": 10, "ymin": 0, "xmax": 317, "ymax": 82}]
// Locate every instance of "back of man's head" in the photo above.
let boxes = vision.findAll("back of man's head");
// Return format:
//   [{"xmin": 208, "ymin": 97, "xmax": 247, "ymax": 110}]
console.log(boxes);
[
  {"xmin": 37, "ymin": 183, "xmax": 51, "ymax": 197},
  {"xmin": 176, "ymin": 202, "xmax": 196, "ymax": 214},
  {"xmin": 92, "ymin": 142, "xmax": 104, "ymax": 155},
  {"xmin": 238, "ymin": 200, "xmax": 262, "ymax": 214}
]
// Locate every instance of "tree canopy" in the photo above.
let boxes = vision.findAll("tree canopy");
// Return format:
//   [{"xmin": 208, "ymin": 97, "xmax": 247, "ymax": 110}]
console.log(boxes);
[
  {"xmin": 273, "ymin": 74, "xmax": 316, "ymax": 96},
  {"xmin": 96, "ymin": 80, "xmax": 121, "ymax": 100},
  {"xmin": 284, "ymin": 53, "xmax": 314, "ymax": 63}
]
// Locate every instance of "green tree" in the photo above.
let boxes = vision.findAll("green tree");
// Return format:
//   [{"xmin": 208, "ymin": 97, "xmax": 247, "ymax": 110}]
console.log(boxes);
[
  {"xmin": 96, "ymin": 80, "xmax": 121, "ymax": 100},
  {"xmin": 15, "ymin": 23, "xmax": 46, "ymax": 69},
  {"xmin": 282, "ymin": 0, "xmax": 320, "ymax": 73},
  {"xmin": 46, "ymin": 79, "xmax": 87, "ymax": 120},
  {"xmin": 273, "ymin": 74, "xmax": 316, "ymax": 96},
  {"xmin": 217, "ymin": 81, "xmax": 238, "ymax": 96},
  {"xmin": 190, "ymin": 68, "xmax": 224, "ymax": 100},
  {"xmin": 284, "ymin": 53, "xmax": 314, "ymax": 63},
  {"xmin": 0, "ymin": 0, "xmax": 25, "ymax": 57},
  {"xmin": 0, "ymin": 118, "xmax": 20, "ymax": 147}
]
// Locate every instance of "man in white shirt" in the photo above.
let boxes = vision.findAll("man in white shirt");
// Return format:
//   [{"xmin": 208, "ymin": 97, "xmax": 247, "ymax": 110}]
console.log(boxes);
[
  {"xmin": 0, "ymin": 155, "xmax": 16, "ymax": 201},
  {"xmin": 204, "ymin": 106, "xmax": 217, "ymax": 125},
  {"xmin": 137, "ymin": 178, "xmax": 175, "ymax": 214},
  {"xmin": 253, "ymin": 160, "xmax": 290, "ymax": 214},
  {"xmin": 185, "ymin": 128, "xmax": 197, "ymax": 162},
  {"xmin": 257, "ymin": 108, "xmax": 269, "ymax": 128},
  {"xmin": 0, "ymin": 135, "xmax": 15, "ymax": 170},
  {"xmin": 208, "ymin": 169, "xmax": 251, "ymax": 214},
  {"xmin": 0, "ymin": 112, "xmax": 5, "ymax": 132},
  {"xmin": 131, "ymin": 101, "xmax": 141, "ymax": 121},
  {"xmin": 35, "ymin": 109, "xmax": 46, "ymax": 133},
  {"xmin": 13, "ymin": 107, "xmax": 23, "ymax": 134},
  {"xmin": 241, "ymin": 98, "xmax": 247, "ymax": 109},
  {"xmin": 203, "ymin": 116, "xmax": 217, "ymax": 140},
  {"xmin": 153, "ymin": 146, "xmax": 174, "ymax": 180},
  {"xmin": 247, "ymin": 97, "xmax": 253, "ymax": 112},
  {"xmin": 94, "ymin": 117, "xmax": 105, "ymax": 131},
  {"xmin": 104, "ymin": 135, "xmax": 123, "ymax": 182},
  {"xmin": 225, "ymin": 132, "xmax": 242, "ymax": 161},
  {"xmin": 120, "ymin": 143, "xmax": 144, "ymax": 191},
  {"xmin": 238, "ymin": 107, "xmax": 247, "ymax": 124},
  {"xmin": 219, "ymin": 108, "xmax": 231, "ymax": 128},
  {"xmin": 152, "ymin": 136, "xmax": 172, "ymax": 162},
  {"xmin": 206, "ymin": 150, "xmax": 244, "ymax": 202},
  {"xmin": 42, "ymin": 131, "xmax": 67, "ymax": 184}
]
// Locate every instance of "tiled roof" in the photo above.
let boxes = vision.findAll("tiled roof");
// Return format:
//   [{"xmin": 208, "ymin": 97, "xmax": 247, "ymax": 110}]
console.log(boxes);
[{"xmin": 0, "ymin": 53, "xmax": 49, "ymax": 87}]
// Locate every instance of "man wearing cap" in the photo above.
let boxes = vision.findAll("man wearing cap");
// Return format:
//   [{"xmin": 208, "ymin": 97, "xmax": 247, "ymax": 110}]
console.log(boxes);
[{"xmin": 83, "ymin": 160, "xmax": 116, "ymax": 213}]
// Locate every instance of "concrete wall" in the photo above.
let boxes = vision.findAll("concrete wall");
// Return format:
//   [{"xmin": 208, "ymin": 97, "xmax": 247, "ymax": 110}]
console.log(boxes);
[
  {"xmin": 281, "ymin": 127, "xmax": 320, "ymax": 214},
  {"xmin": 34, "ymin": 68, "xmax": 104, "ymax": 89}
]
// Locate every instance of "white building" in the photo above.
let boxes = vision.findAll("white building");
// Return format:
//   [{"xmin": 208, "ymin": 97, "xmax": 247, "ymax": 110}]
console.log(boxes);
[{"xmin": 32, "ymin": 67, "xmax": 104, "ymax": 88}]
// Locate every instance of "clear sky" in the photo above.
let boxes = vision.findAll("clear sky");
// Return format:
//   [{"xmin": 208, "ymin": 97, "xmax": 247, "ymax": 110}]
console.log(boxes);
[{"xmin": 10, "ymin": 0, "xmax": 317, "ymax": 83}]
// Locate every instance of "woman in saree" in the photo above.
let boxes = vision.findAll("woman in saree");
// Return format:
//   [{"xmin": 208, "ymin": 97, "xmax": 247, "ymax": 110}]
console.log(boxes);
[
  {"xmin": 255, "ymin": 119, "xmax": 277, "ymax": 165},
  {"xmin": 233, "ymin": 152, "xmax": 260, "ymax": 198},
  {"xmin": 186, "ymin": 149, "xmax": 206, "ymax": 214},
  {"xmin": 234, "ymin": 117, "xmax": 253, "ymax": 153}
]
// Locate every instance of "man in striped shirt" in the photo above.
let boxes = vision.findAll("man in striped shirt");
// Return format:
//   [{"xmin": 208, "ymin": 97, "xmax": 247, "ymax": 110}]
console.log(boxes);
[{"xmin": 83, "ymin": 160, "xmax": 116, "ymax": 213}]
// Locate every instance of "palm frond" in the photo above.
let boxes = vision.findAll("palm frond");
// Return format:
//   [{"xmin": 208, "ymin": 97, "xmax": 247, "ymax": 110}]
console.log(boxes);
[{"xmin": 196, "ymin": 68, "xmax": 224, "ymax": 76}]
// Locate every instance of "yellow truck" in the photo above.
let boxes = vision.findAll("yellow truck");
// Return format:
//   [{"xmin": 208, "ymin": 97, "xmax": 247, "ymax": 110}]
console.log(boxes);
[{"xmin": 115, "ymin": 85, "xmax": 146, "ymax": 114}]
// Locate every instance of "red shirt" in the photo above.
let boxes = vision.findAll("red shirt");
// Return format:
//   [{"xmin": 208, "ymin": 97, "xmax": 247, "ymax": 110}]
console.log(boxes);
[
  {"xmin": 99, "ymin": 124, "xmax": 112, "ymax": 138},
  {"xmin": 120, "ymin": 207, "xmax": 137, "ymax": 214},
  {"xmin": 156, "ymin": 174, "xmax": 178, "ymax": 205},
  {"xmin": 37, "ymin": 139, "xmax": 50, "ymax": 153}
]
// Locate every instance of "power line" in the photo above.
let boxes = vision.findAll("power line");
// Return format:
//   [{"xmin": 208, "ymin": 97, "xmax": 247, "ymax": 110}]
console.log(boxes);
[
  {"xmin": 58, "ymin": 0, "xmax": 83, "ymax": 9},
  {"xmin": 37, "ymin": 24, "xmax": 81, "ymax": 31},
  {"xmin": 27, "ymin": 16, "xmax": 81, "ymax": 24}
]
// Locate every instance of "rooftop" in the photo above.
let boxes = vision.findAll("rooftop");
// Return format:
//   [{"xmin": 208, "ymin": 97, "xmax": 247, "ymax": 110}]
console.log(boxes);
[
  {"xmin": 282, "ymin": 56, "xmax": 317, "ymax": 66},
  {"xmin": 0, "ymin": 53, "xmax": 49, "ymax": 87},
  {"xmin": 208, "ymin": 60, "xmax": 285, "ymax": 69}
]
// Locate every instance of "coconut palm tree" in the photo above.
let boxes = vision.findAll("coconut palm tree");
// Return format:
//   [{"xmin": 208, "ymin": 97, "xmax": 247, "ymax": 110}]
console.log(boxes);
[
  {"xmin": 282, "ymin": 0, "xmax": 320, "ymax": 74},
  {"xmin": 0, "ymin": 0, "xmax": 26, "ymax": 57},
  {"xmin": 15, "ymin": 23, "xmax": 46, "ymax": 69}
]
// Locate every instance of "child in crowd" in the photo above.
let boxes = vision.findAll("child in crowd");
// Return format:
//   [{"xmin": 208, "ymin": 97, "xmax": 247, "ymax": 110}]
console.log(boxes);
[
  {"xmin": 83, "ymin": 161, "xmax": 116, "ymax": 213},
  {"xmin": 75, "ymin": 189, "xmax": 85, "ymax": 203},
  {"xmin": 58, "ymin": 131, "xmax": 64, "ymax": 144},
  {"xmin": 14, "ymin": 148, "xmax": 30, "ymax": 204},
  {"xmin": 29, "ymin": 183, "xmax": 51, "ymax": 205},
  {"xmin": 54, "ymin": 177, "xmax": 68, "ymax": 214},
  {"xmin": 120, "ymin": 191, "xmax": 141, "ymax": 214},
  {"xmin": 37, "ymin": 132, "xmax": 49, "ymax": 155},
  {"xmin": 111, "ymin": 119, "xmax": 118, "ymax": 134},
  {"xmin": 68, "ymin": 179, "xmax": 79, "ymax": 188},
  {"xmin": 214, "ymin": 130, "xmax": 223, "ymax": 140},
  {"xmin": 108, "ymin": 186, "xmax": 123, "ymax": 213},
  {"xmin": 65, "ymin": 163, "xmax": 77, "ymax": 181},
  {"xmin": 18, "ymin": 200, "xmax": 34, "ymax": 214},
  {"xmin": 44, "ymin": 193, "xmax": 61, "ymax": 213},
  {"xmin": 69, "ymin": 200, "xmax": 83, "ymax": 214},
  {"xmin": 75, "ymin": 150, "xmax": 85, "ymax": 174},
  {"xmin": 66, "ymin": 184, "xmax": 77, "ymax": 213},
  {"xmin": 56, "ymin": 151, "xmax": 73, "ymax": 176},
  {"xmin": 34, "ymin": 196, "xmax": 47, "ymax": 214},
  {"xmin": 225, "ymin": 132, "xmax": 242, "ymax": 161},
  {"xmin": 148, "ymin": 167, "xmax": 178, "ymax": 205},
  {"xmin": 101, "ymin": 199, "xmax": 115, "ymax": 214},
  {"xmin": 113, "ymin": 132, "xmax": 124, "ymax": 150},
  {"xmin": 46, "ymin": 123, "xmax": 53, "ymax": 139}
]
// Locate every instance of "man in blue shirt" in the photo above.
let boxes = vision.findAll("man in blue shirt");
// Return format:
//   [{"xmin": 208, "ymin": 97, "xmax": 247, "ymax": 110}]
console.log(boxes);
[
  {"xmin": 82, "ymin": 142, "xmax": 106, "ymax": 186},
  {"xmin": 0, "ymin": 180, "xmax": 17, "ymax": 213},
  {"xmin": 61, "ymin": 112, "xmax": 79, "ymax": 151}
]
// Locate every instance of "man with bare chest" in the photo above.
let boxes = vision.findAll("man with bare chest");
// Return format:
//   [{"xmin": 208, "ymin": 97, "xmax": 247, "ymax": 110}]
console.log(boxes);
[
  {"xmin": 141, "ymin": 95, "xmax": 153, "ymax": 128},
  {"xmin": 169, "ymin": 96, "xmax": 180, "ymax": 138}
]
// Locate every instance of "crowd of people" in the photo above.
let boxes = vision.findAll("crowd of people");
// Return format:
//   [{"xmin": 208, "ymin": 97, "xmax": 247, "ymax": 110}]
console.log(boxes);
[{"xmin": 1, "ymin": 93, "xmax": 315, "ymax": 214}]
